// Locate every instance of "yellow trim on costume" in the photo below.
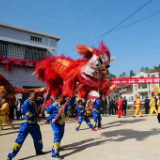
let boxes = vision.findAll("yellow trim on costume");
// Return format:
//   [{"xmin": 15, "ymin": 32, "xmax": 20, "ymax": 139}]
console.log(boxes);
[
  {"xmin": 38, "ymin": 140, "xmax": 42, "ymax": 144},
  {"xmin": 57, "ymin": 106, "xmax": 66, "ymax": 125},
  {"xmin": 93, "ymin": 122, "xmax": 97, "ymax": 127},
  {"xmin": 76, "ymin": 124, "xmax": 81, "ymax": 128},
  {"xmin": 29, "ymin": 99, "xmax": 38, "ymax": 112},
  {"xmin": 25, "ymin": 112, "xmax": 33, "ymax": 118},
  {"xmin": 53, "ymin": 142, "xmax": 60, "ymax": 153},
  {"xmin": 93, "ymin": 109, "xmax": 99, "ymax": 113},
  {"xmin": 44, "ymin": 111, "xmax": 50, "ymax": 117},
  {"xmin": 10, "ymin": 143, "xmax": 21, "ymax": 153},
  {"xmin": 21, "ymin": 120, "xmax": 36, "ymax": 124}
]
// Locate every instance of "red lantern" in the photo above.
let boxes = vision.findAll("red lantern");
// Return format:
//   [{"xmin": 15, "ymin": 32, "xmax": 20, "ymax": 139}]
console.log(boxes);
[{"xmin": 5, "ymin": 64, "xmax": 10, "ymax": 72}]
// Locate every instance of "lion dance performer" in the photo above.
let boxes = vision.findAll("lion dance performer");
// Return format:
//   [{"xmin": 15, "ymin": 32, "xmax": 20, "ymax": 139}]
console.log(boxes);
[
  {"xmin": 7, "ymin": 90, "xmax": 48, "ymax": 160},
  {"xmin": 75, "ymin": 99, "xmax": 94, "ymax": 131},
  {"xmin": 35, "ymin": 41, "xmax": 114, "ymax": 159},
  {"xmin": 45, "ymin": 95, "xmax": 70, "ymax": 160},
  {"xmin": 92, "ymin": 95, "xmax": 104, "ymax": 130},
  {"xmin": 133, "ymin": 95, "xmax": 143, "ymax": 117}
]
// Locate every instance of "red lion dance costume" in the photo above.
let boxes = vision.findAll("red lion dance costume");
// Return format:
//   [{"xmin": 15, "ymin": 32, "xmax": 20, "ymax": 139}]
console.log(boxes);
[{"xmin": 35, "ymin": 41, "xmax": 114, "ymax": 98}]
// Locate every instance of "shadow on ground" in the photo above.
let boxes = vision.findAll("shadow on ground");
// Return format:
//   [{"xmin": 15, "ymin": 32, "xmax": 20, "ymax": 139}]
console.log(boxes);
[
  {"xmin": 106, "ymin": 118, "xmax": 146, "ymax": 126},
  {"xmin": 101, "ymin": 128, "xmax": 160, "ymax": 141},
  {"xmin": 62, "ymin": 138, "xmax": 113, "ymax": 158},
  {"xmin": 18, "ymin": 151, "xmax": 51, "ymax": 160}
]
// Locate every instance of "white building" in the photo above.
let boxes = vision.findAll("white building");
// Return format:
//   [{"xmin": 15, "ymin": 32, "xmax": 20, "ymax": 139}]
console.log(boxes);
[
  {"xmin": 119, "ymin": 85, "xmax": 134, "ymax": 101},
  {"xmin": 0, "ymin": 22, "xmax": 60, "ymax": 100},
  {"xmin": 133, "ymin": 71, "xmax": 160, "ymax": 99}
]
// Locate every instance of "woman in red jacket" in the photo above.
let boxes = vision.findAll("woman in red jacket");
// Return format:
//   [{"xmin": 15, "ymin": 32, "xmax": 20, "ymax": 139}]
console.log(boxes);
[{"xmin": 118, "ymin": 97, "xmax": 124, "ymax": 118}]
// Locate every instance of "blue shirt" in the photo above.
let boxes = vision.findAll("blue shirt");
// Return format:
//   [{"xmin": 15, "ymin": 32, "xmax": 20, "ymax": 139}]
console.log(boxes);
[
  {"xmin": 77, "ymin": 105, "xmax": 85, "ymax": 117},
  {"xmin": 93, "ymin": 99, "xmax": 104, "ymax": 112},
  {"xmin": 45, "ymin": 101, "xmax": 68, "ymax": 125},
  {"xmin": 22, "ymin": 98, "xmax": 43, "ymax": 123}
]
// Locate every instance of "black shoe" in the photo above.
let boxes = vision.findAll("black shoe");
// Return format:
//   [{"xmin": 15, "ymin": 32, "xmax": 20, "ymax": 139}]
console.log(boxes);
[
  {"xmin": 133, "ymin": 116, "xmax": 135, "ymax": 118},
  {"xmin": 7, "ymin": 158, "xmax": 12, "ymax": 160},
  {"xmin": 36, "ymin": 151, "xmax": 46, "ymax": 155}
]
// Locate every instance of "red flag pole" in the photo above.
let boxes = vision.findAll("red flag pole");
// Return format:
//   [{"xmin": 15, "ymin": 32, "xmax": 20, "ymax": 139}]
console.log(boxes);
[{"xmin": 54, "ymin": 98, "xmax": 70, "ymax": 121}]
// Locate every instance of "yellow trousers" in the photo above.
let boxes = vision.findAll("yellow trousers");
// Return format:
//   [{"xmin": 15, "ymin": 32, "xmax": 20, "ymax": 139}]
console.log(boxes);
[
  {"xmin": 149, "ymin": 107, "xmax": 158, "ymax": 115},
  {"xmin": 0, "ymin": 115, "xmax": 13, "ymax": 129},
  {"xmin": 133, "ymin": 107, "xmax": 143, "ymax": 117}
]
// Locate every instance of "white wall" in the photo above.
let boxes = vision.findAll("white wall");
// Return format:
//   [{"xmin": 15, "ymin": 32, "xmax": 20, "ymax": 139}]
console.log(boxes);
[
  {"xmin": 133, "ymin": 72, "xmax": 160, "ymax": 99},
  {"xmin": 121, "ymin": 93, "xmax": 134, "ymax": 101},
  {"xmin": 0, "ymin": 64, "xmax": 46, "ymax": 87}
]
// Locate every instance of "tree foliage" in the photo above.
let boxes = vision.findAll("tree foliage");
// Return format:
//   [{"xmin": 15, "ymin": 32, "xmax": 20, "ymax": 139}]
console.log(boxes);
[
  {"xmin": 108, "ymin": 73, "xmax": 116, "ymax": 78},
  {"xmin": 129, "ymin": 70, "xmax": 136, "ymax": 77},
  {"xmin": 119, "ymin": 72, "xmax": 127, "ymax": 78},
  {"xmin": 140, "ymin": 64, "xmax": 160, "ymax": 73}
]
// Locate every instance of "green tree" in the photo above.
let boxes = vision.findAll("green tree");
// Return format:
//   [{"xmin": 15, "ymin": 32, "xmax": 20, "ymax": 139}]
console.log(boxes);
[
  {"xmin": 108, "ymin": 73, "xmax": 116, "ymax": 78},
  {"xmin": 129, "ymin": 70, "xmax": 136, "ymax": 77},
  {"xmin": 140, "ymin": 66, "xmax": 145, "ymax": 72},
  {"xmin": 140, "ymin": 66, "xmax": 150, "ymax": 73},
  {"xmin": 119, "ymin": 72, "xmax": 127, "ymax": 78}
]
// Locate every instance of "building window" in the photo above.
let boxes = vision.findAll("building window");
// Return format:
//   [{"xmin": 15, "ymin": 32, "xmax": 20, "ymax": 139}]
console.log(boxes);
[
  {"xmin": 0, "ymin": 41, "xmax": 8, "ymax": 58},
  {"xmin": 151, "ymin": 75, "xmax": 155, "ymax": 77},
  {"xmin": 0, "ymin": 40, "xmax": 47, "ymax": 61},
  {"xmin": 138, "ymin": 84, "xmax": 147, "ymax": 89},
  {"xmin": 30, "ymin": 36, "xmax": 42, "ymax": 42}
]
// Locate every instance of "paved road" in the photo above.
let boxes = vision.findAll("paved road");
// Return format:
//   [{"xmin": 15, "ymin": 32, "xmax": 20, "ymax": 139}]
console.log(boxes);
[{"xmin": 0, "ymin": 115, "xmax": 160, "ymax": 160}]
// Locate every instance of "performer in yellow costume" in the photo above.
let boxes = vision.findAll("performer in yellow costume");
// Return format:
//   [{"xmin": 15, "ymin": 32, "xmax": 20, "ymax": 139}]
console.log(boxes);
[
  {"xmin": 149, "ymin": 94, "xmax": 158, "ymax": 116},
  {"xmin": 0, "ymin": 97, "xmax": 13, "ymax": 130},
  {"xmin": 133, "ymin": 96, "xmax": 143, "ymax": 117}
]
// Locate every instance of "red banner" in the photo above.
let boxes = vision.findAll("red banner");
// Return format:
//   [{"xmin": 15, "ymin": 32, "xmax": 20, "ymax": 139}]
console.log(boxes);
[
  {"xmin": 0, "ymin": 57, "xmax": 37, "ymax": 67},
  {"xmin": 111, "ymin": 77, "xmax": 160, "ymax": 84}
]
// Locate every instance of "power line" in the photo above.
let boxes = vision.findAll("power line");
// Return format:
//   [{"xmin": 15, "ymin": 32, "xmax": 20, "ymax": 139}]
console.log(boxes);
[
  {"xmin": 63, "ymin": 0, "xmax": 103, "ymax": 35},
  {"xmin": 92, "ymin": 9, "xmax": 160, "ymax": 46},
  {"xmin": 68, "ymin": 0, "xmax": 103, "ymax": 25},
  {"xmin": 71, "ymin": 9, "xmax": 160, "ymax": 59},
  {"xmin": 89, "ymin": 0, "xmax": 154, "ymax": 44},
  {"xmin": 64, "ymin": 0, "xmax": 154, "ymax": 55},
  {"xmin": 114, "ymin": 10, "xmax": 160, "ymax": 31}
]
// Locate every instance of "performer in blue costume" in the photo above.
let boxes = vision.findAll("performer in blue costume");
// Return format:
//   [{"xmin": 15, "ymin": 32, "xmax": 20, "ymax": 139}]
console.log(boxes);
[
  {"xmin": 92, "ymin": 96, "xmax": 104, "ymax": 130},
  {"xmin": 7, "ymin": 90, "xmax": 46, "ymax": 160},
  {"xmin": 75, "ymin": 99, "xmax": 95, "ymax": 131},
  {"xmin": 45, "ymin": 95, "xmax": 69, "ymax": 160}
]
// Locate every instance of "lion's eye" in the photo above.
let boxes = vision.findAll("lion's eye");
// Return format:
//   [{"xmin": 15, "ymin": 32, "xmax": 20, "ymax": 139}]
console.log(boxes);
[
  {"xmin": 106, "ymin": 65, "xmax": 110, "ymax": 68},
  {"xmin": 98, "ymin": 58, "xmax": 103, "ymax": 65}
]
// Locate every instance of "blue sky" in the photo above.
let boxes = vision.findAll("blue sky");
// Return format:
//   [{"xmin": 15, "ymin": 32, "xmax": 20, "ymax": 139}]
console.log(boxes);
[{"xmin": 0, "ymin": 0, "xmax": 160, "ymax": 77}]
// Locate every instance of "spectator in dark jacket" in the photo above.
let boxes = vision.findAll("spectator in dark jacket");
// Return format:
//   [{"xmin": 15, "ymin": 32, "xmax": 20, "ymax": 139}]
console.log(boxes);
[
  {"xmin": 144, "ymin": 96, "xmax": 150, "ymax": 114},
  {"xmin": 16, "ymin": 99, "xmax": 22, "ymax": 120},
  {"xmin": 122, "ymin": 97, "xmax": 127, "ymax": 117},
  {"xmin": 109, "ymin": 97, "xmax": 114, "ymax": 115},
  {"xmin": 113, "ymin": 97, "xmax": 118, "ymax": 115},
  {"xmin": 155, "ymin": 96, "xmax": 158, "ymax": 110}
]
